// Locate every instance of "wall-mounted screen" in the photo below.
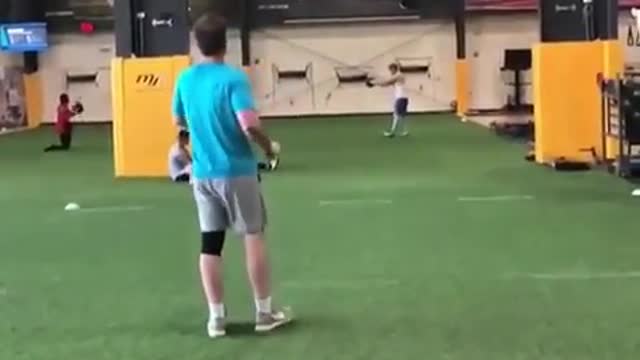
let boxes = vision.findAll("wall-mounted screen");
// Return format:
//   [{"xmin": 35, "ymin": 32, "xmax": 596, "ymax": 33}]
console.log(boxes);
[
  {"xmin": 253, "ymin": 0, "xmax": 458, "ymax": 26},
  {"xmin": 189, "ymin": 0, "xmax": 242, "ymax": 25},
  {"xmin": 255, "ymin": 0, "xmax": 415, "ymax": 25},
  {"xmin": 0, "ymin": 22, "xmax": 48, "ymax": 52}
]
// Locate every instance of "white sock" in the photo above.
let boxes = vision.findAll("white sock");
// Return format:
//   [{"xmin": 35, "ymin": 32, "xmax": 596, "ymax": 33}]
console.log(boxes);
[
  {"xmin": 255, "ymin": 296, "xmax": 272, "ymax": 314},
  {"xmin": 209, "ymin": 303, "xmax": 225, "ymax": 320}
]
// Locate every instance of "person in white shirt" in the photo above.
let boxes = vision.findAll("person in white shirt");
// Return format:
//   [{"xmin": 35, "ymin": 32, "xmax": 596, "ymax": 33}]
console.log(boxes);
[
  {"xmin": 168, "ymin": 130, "xmax": 192, "ymax": 182},
  {"xmin": 169, "ymin": 130, "xmax": 279, "ymax": 184},
  {"xmin": 6, "ymin": 86, "xmax": 22, "ymax": 125},
  {"xmin": 367, "ymin": 63, "xmax": 409, "ymax": 138}
]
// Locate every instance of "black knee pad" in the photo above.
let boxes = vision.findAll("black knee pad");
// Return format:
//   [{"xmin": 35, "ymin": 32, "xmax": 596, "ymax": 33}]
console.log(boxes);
[{"xmin": 201, "ymin": 231, "xmax": 225, "ymax": 256}]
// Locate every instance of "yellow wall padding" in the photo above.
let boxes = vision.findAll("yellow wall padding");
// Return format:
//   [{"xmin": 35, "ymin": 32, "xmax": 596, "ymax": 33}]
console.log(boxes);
[
  {"xmin": 111, "ymin": 56, "xmax": 190, "ymax": 177},
  {"xmin": 602, "ymin": 40, "xmax": 623, "ymax": 78},
  {"xmin": 602, "ymin": 40, "xmax": 623, "ymax": 160},
  {"xmin": 455, "ymin": 59, "xmax": 469, "ymax": 117},
  {"xmin": 23, "ymin": 73, "xmax": 43, "ymax": 128},
  {"xmin": 533, "ymin": 41, "xmax": 605, "ymax": 164}
]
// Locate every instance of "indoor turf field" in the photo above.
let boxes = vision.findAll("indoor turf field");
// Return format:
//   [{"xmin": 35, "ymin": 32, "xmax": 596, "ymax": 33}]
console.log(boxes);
[{"xmin": 2, "ymin": 114, "xmax": 640, "ymax": 360}]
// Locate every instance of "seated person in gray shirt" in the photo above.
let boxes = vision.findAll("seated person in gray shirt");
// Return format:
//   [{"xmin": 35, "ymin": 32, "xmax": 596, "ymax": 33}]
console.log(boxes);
[
  {"xmin": 169, "ymin": 130, "xmax": 279, "ymax": 184},
  {"xmin": 169, "ymin": 130, "xmax": 193, "ymax": 183}
]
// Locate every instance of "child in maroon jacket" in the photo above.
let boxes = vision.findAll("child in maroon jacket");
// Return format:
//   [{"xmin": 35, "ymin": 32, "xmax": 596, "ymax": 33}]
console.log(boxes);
[{"xmin": 44, "ymin": 93, "xmax": 83, "ymax": 152}]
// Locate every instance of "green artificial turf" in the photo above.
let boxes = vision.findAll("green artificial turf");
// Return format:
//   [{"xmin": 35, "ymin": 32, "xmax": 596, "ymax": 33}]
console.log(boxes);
[{"xmin": 1, "ymin": 115, "xmax": 640, "ymax": 360}]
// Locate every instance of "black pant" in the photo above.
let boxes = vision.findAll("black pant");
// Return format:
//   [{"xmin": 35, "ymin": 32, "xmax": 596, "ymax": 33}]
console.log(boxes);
[
  {"xmin": 44, "ymin": 131, "xmax": 72, "ymax": 152},
  {"xmin": 394, "ymin": 98, "xmax": 409, "ymax": 116},
  {"xmin": 174, "ymin": 173, "xmax": 190, "ymax": 183}
]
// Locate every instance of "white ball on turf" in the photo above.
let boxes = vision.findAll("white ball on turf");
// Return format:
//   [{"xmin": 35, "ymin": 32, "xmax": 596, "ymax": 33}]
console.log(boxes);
[
  {"xmin": 65, "ymin": 203, "xmax": 80, "ymax": 211},
  {"xmin": 271, "ymin": 141, "xmax": 281, "ymax": 155}
]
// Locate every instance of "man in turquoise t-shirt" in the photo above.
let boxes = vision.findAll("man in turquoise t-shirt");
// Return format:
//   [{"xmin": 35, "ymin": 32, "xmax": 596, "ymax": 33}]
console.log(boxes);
[{"xmin": 172, "ymin": 12, "xmax": 292, "ymax": 339}]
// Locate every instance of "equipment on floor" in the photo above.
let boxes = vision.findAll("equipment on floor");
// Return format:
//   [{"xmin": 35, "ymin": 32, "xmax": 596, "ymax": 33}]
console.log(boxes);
[
  {"xmin": 490, "ymin": 121, "xmax": 533, "ymax": 141},
  {"xmin": 550, "ymin": 159, "xmax": 592, "ymax": 171}
]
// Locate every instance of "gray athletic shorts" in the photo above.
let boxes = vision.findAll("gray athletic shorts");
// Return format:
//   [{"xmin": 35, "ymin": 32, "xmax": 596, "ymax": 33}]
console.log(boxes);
[{"xmin": 192, "ymin": 176, "xmax": 267, "ymax": 235}]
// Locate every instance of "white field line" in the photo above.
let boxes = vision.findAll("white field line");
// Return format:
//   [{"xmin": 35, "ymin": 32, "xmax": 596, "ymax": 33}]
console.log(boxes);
[
  {"xmin": 457, "ymin": 195, "xmax": 534, "ymax": 202},
  {"xmin": 282, "ymin": 279, "xmax": 400, "ymax": 290},
  {"xmin": 318, "ymin": 199, "xmax": 393, "ymax": 207},
  {"xmin": 71, "ymin": 205, "xmax": 150, "ymax": 214},
  {"xmin": 505, "ymin": 271, "xmax": 640, "ymax": 280}
]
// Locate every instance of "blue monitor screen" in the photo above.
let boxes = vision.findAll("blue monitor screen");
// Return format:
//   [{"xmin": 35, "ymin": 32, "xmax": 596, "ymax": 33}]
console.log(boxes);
[{"xmin": 0, "ymin": 23, "xmax": 48, "ymax": 52}]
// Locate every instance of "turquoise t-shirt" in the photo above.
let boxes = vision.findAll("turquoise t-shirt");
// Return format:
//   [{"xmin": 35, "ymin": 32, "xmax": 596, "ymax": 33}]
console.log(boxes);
[{"xmin": 172, "ymin": 62, "xmax": 257, "ymax": 180}]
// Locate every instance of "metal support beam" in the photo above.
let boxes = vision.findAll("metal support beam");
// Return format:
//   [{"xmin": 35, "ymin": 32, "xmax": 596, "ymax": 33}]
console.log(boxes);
[
  {"xmin": 455, "ymin": 11, "xmax": 466, "ymax": 60},
  {"xmin": 240, "ymin": 0, "xmax": 252, "ymax": 66}
]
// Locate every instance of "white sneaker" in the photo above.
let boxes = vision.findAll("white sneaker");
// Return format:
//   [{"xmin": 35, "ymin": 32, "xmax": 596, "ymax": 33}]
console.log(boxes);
[
  {"xmin": 255, "ymin": 308, "xmax": 293, "ymax": 333},
  {"xmin": 207, "ymin": 318, "xmax": 226, "ymax": 339},
  {"xmin": 383, "ymin": 131, "xmax": 395, "ymax": 138},
  {"xmin": 632, "ymin": 189, "xmax": 640, "ymax": 197}
]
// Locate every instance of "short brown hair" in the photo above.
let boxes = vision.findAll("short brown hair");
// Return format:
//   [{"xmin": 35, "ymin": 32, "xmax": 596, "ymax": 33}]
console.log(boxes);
[
  {"xmin": 178, "ymin": 130, "xmax": 189, "ymax": 141},
  {"xmin": 194, "ymin": 12, "xmax": 227, "ymax": 57}
]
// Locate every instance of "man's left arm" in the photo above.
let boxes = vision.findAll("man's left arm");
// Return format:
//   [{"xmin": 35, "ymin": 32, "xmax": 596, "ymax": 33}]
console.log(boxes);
[{"xmin": 172, "ymin": 75, "xmax": 187, "ymax": 129}]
